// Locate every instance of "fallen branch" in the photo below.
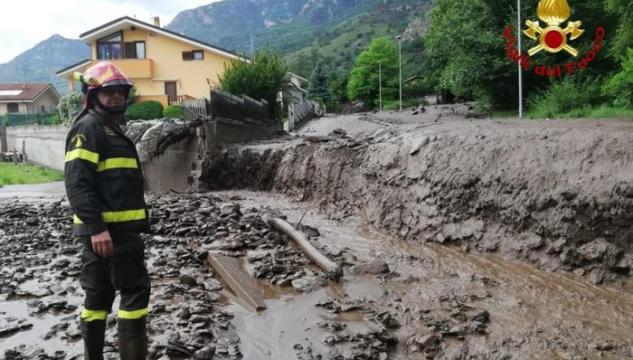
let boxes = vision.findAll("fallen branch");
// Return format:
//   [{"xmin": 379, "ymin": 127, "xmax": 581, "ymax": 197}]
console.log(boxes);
[{"xmin": 268, "ymin": 217, "xmax": 342, "ymax": 281}]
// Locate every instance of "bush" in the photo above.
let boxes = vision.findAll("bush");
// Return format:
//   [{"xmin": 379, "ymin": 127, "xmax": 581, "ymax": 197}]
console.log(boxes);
[
  {"xmin": 527, "ymin": 77, "xmax": 605, "ymax": 119},
  {"xmin": 57, "ymin": 92, "xmax": 83, "ymax": 125},
  {"xmin": 589, "ymin": 105, "xmax": 633, "ymax": 118},
  {"xmin": 219, "ymin": 51, "xmax": 289, "ymax": 119},
  {"xmin": 603, "ymin": 48, "xmax": 633, "ymax": 108},
  {"xmin": 41, "ymin": 114, "xmax": 61, "ymax": 125},
  {"xmin": 126, "ymin": 101, "xmax": 164, "ymax": 120},
  {"xmin": 163, "ymin": 105, "xmax": 184, "ymax": 119}
]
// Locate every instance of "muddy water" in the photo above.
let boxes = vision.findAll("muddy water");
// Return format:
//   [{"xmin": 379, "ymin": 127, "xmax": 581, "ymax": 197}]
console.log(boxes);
[
  {"xmin": 214, "ymin": 190, "xmax": 633, "ymax": 359},
  {"xmin": 226, "ymin": 281, "xmax": 385, "ymax": 359},
  {"xmin": 2, "ymin": 188, "xmax": 632, "ymax": 358}
]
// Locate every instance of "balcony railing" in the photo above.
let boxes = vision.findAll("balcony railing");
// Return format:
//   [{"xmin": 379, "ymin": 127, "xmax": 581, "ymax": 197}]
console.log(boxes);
[{"xmin": 169, "ymin": 94, "xmax": 196, "ymax": 106}]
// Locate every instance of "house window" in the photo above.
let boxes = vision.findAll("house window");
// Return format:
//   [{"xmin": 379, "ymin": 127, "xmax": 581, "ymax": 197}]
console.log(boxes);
[
  {"xmin": 124, "ymin": 41, "xmax": 146, "ymax": 59},
  {"xmin": 40, "ymin": 105, "xmax": 46, "ymax": 113},
  {"xmin": 182, "ymin": 50, "xmax": 204, "ymax": 61},
  {"xmin": 7, "ymin": 103, "xmax": 19, "ymax": 113},
  {"xmin": 97, "ymin": 32, "xmax": 123, "ymax": 60}
]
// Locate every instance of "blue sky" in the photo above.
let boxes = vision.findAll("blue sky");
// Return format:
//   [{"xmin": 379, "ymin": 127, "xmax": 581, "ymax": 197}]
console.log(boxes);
[{"xmin": 0, "ymin": 0, "xmax": 221, "ymax": 64}]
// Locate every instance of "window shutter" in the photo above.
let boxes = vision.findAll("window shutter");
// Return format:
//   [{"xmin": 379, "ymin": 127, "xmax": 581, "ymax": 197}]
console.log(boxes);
[{"xmin": 182, "ymin": 51, "xmax": 193, "ymax": 61}]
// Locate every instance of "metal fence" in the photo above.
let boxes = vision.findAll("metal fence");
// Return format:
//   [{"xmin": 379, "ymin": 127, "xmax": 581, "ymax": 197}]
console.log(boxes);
[
  {"xmin": 209, "ymin": 90, "xmax": 270, "ymax": 123},
  {"xmin": 4, "ymin": 113, "xmax": 58, "ymax": 127},
  {"xmin": 182, "ymin": 98, "xmax": 209, "ymax": 123}
]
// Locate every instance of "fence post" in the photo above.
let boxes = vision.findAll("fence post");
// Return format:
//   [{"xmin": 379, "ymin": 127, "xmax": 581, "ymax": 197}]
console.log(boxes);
[{"xmin": 0, "ymin": 123, "xmax": 7, "ymax": 153}]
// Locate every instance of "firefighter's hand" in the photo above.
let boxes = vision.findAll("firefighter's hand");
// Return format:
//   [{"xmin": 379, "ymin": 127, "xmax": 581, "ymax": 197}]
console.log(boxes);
[{"xmin": 91, "ymin": 230, "xmax": 113, "ymax": 257}]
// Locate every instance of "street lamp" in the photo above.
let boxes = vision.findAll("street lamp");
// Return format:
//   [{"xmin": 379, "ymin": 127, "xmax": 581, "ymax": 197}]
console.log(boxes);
[
  {"xmin": 378, "ymin": 61, "xmax": 382, "ymax": 111},
  {"xmin": 395, "ymin": 35, "xmax": 402, "ymax": 112}
]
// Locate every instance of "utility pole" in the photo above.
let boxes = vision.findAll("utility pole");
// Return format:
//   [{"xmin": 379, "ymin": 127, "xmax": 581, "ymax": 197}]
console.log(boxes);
[
  {"xmin": 395, "ymin": 35, "xmax": 403, "ymax": 111},
  {"xmin": 378, "ymin": 61, "xmax": 382, "ymax": 112},
  {"xmin": 518, "ymin": 0, "xmax": 523, "ymax": 119}
]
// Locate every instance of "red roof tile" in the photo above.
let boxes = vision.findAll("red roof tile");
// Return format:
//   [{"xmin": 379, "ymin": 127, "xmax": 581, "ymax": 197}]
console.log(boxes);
[{"xmin": 0, "ymin": 83, "xmax": 54, "ymax": 102}]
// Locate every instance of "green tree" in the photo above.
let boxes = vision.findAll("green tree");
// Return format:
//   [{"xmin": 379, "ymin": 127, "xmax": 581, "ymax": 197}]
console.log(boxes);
[
  {"xmin": 289, "ymin": 48, "xmax": 322, "ymax": 79},
  {"xmin": 603, "ymin": 48, "xmax": 633, "ymax": 108},
  {"xmin": 307, "ymin": 61, "xmax": 332, "ymax": 104},
  {"xmin": 425, "ymin": 0, "xmax": 512, "ymax": 105},
  {"xmin": 347, "ymin": 36, "xmax": 398, "ymax": 108},
  {"xmin": 329, "ymin": 71, "xmax": 350, "ymax": 105},
  {"xmin": 219, "ymin": 51, "xmax": 290, "ymax": 118},
  {"xmin": 57, "ymin": 92, "xmax": 84, "ymax": 125},
  {"xmin": 605, "ymin": 0, "xmax": 633, "ymax": 61}
]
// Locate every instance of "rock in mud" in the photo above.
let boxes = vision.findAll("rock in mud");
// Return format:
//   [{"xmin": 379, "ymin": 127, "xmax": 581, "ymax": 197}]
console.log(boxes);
[
  {"xmin": 349, "ymin": 260, "xmax": 390, "ymax": 275},
  {"xmin": 577, "ymin": 238, "xmax": 619, "ymax": 263},
  {"xmin": 0, "ymin": 318, "xmax": 33, "ymax": 337},
  {"xmin": 291, "ymin": 274, "xmax": 327, "ymax": 292}
]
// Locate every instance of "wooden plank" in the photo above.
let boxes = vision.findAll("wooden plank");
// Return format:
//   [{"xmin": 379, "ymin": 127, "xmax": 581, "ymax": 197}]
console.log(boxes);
[{"xmin": 207, "ymin": 253, "xmax": 267, "ymax": 311}]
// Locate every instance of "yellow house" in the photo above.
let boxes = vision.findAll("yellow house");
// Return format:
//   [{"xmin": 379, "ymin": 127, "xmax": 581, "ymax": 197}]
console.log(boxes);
[{"xmin": 56, "ymin": 16, "xmax": 245, "ymax": 106}]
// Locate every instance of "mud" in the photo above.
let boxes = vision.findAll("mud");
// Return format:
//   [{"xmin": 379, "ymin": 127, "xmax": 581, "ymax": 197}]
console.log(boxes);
[
  {"xmin": 0, "ymin": 191, "xmax": 403, "ymax": 359},
  {"xmin": 207, "ymin": 190, "xmax": 633, "ymax": 359},
  {"xmin": 3, "ymin": 109, "xmax": 633, "ymax": 359},
  {"xmin": 2, "ymin": 186, "xmax": 633, "ymax": 359},
  {"xmin": 200, "ymin": 112, "xmax": 633, "ymax": 284}
]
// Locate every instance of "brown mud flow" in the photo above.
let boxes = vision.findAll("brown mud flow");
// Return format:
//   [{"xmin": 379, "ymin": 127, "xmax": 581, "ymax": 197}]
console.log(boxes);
[
  {"xmin": 201, "ymin": 118, "xmax": 633, "ymax": 284},
  {"xmin": 2, "ymin": 113, "xmax": 633, "ymax": 359}
]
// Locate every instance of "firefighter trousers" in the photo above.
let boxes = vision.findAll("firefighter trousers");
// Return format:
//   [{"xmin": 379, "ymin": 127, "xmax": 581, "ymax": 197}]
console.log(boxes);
[{"xmin": 79, "ymin": 233, "xmax": 151, "ymax": 321}]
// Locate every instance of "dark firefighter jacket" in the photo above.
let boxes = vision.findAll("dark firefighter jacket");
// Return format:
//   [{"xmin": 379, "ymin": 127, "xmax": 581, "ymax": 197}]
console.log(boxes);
[{"xmin": 64, "ymin": 109, "xmax": 149, "ymax": 236}]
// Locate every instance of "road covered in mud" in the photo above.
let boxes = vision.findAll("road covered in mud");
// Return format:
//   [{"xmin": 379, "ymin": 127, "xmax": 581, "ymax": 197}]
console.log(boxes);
[
  {"xmin": 2, "ymin": 108, "xmax": 633, "ymax": 359},
  {"xmin": 1, "ymin": 185, "xmax": 632, "ymax": 359}
]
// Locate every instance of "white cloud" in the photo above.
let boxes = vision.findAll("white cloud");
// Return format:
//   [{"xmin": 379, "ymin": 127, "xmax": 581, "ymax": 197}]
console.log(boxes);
[{"xmin": 0, "ymin": 0, "xmax": 220, "ymax": 64}]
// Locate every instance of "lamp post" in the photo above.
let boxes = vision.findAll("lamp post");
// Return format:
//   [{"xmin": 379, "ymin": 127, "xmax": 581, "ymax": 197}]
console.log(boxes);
[
  {"xmin": 395, "ymin": 35, "xmax": 402, "ymax": 111},
  {"xmin": 378, "ymin": 61, "xmax": 383, "ymax": 111}
]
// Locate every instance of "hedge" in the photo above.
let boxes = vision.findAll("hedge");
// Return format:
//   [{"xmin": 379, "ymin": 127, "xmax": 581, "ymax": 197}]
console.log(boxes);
[
  {"xmin": 126, "ymin": 101, "xmax": 164, "ymax": 120},
  {"xmin": 163, "ymin": 104, "xmax": 184, "ymax": 119}
]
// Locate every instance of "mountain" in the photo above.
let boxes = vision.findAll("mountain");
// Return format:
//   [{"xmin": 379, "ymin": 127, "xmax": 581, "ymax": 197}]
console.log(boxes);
[
  {"xmin": 167, "ymin": 0, "xmax": 372, "ymax": 54},
  {"xmin": 166, "ymin": 0, "xmax": 431, "ymax": 77},
  {"xmin": 0, "ymin": 35, "xmax": 89, "ymax": 95}
]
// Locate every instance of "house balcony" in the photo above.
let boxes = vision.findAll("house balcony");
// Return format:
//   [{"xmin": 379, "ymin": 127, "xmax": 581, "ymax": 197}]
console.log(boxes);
[{"xmin": 108, "ymin": 59, "xmax": 153, "ymax": 79}]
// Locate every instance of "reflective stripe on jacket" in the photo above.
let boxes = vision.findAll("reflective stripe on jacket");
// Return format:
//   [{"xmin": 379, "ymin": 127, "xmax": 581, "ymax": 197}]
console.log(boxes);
[{"xmin": 64, "ymin": 109, "xmax": 149, "ymax": 236}]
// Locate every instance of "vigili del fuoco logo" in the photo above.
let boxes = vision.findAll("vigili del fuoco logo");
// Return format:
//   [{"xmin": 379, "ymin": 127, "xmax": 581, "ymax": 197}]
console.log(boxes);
[{"xmin": 503, "ymin": 0, "xmax": 605, "ymax": 78}]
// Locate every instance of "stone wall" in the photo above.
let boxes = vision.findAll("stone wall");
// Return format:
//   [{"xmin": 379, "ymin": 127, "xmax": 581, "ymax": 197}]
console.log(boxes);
[{"xmin": 285, "ymin": 100, "xmax": 324, "ymax": 131}]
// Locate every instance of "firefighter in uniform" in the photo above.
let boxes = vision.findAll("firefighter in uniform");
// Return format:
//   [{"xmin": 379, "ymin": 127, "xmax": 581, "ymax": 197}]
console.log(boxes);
[{"xmin": 64, "ymin": 61, "xmax": 150, "ymax": 359}]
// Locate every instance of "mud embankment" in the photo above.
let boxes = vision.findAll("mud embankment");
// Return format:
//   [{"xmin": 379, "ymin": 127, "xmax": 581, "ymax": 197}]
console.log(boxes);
[{"xmin": 201, "ymin": 122, "xmax": 633, "ymax": 283}]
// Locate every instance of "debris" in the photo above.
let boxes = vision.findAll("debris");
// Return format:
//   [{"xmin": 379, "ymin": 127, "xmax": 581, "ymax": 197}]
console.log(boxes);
[
  {"xmin": 207, "ymin": 253, "xmax": 267, "ymax": 311},
  {"xmin": 268, "ymin": 217, "xmax": 342, "ymax": 280},
  {"xmin": 349, "ymin": 260, "xmax": 390, "ymax": 275}
]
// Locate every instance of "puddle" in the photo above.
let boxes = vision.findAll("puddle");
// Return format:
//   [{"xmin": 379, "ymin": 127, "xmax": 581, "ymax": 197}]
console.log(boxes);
[{"xmin": 0, "ymin": 298, "xmax": 82, "ymax": 357}]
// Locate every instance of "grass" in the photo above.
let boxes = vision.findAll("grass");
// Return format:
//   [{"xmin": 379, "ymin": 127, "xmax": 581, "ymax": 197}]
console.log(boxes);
[
  {"xmin": 0, "ymin": 163, "xmax": 64, "ymax": 186},
  {"xmin": 492, "ymin": 106, "xmax": 633, "ymax": 120}
]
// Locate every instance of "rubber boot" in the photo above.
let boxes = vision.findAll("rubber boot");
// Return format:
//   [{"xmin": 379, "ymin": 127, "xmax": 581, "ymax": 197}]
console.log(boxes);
[
  {"xmin": 81, "ymin": 319, "xmax": 106, "ymax": 360},
  {"xmin": 118, "ymin": 317, "xmax": 148, "ymax": 360}
]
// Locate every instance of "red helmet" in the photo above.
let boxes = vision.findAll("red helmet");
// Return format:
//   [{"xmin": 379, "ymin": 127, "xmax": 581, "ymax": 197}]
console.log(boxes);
[{"xmin": 74, "ymin": 61, "xmax": 133, "ymax": 109}]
